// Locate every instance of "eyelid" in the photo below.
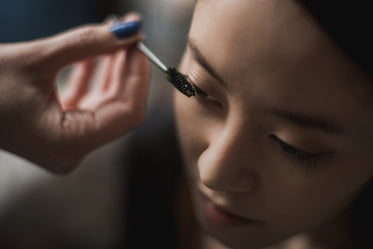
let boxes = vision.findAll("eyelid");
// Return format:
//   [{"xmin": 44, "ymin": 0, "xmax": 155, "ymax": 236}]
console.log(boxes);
[
  {"xmin": 187, "ymin": 74, "xmax": 223, "ymax": 109},
  {"xmin": 270, "ymin": 135, "xmax": 334, "ymax": 159},
  {"xmin": 186, "ymin": 61, "xmax": 227, "ymax": 108},
  {"xmin": 206, "ymin": 95, "xmax": 218, "ymax": 102},
  {"xmin": 188, "ymin": 69, "xmax": 219, "ymax": 95}
]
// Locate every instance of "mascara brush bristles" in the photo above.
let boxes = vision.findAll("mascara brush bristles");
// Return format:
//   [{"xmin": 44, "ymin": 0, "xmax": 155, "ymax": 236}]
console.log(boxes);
[{"xmin": 166, "ymin": 68, "xmax": 195, "ymax": 97}]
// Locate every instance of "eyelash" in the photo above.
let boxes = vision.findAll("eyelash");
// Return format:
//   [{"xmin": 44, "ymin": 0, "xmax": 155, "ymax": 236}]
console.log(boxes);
[
  {"xmin": 187, "ymin": 76, "xmax": 222, "ymax": 108},
  {"xmin": 194, "ymin": 84, "xmax": 210, "ymax": 99},
  {"xmin": 270, "ymin": 135, "xmax": 323, "ymax": 167}
]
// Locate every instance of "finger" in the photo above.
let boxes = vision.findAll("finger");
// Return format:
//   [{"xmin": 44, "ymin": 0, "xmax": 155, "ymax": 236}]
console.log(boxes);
[
  {"xmin": 60, "ymin": 60, "xmax": 95, "ymax": 110},
  {"xmin": 28, "ymin": 14, "xmax": 142, "ymax": 72},
  {"xmin": 107, "ymin": 12, "xmax": 142, "ymax": 24},
  {"xmin": 107, "ymin": 49, "xmax": 127, "ymax": 94},
  {"xmin": 93, "ymin": 54, "xmax": 116, "ymax": 93},
  {"xmin": 121, "ymin": 47, "xmax": 151, "ymax": 110},
  {"xmin": 89, "ymin": 48, "xmax": 150, "ymax": 142},
  {"xmin": 78, "ymin": 49, "xmax": 128, "ymax": 111},
  {"xmin": 58, "ymin": 39, "xmax": 150, "ymax": 148},
  {"xmin": 76, "ymin": 13, "xmax": 141, "ymax": 100},
  {"xmin": 76, "ymin": 52, "xmax": 121, "ymax": 110}
]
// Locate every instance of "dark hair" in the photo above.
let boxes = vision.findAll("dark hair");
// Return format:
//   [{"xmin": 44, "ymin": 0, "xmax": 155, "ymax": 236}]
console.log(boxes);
[
  {"xmin": 298, "ymin": 2, "xmax": 373, "ymax": 248},
  {"xmin": 298, "ymin": 1, "xmax": 373, "ymax": 77}
]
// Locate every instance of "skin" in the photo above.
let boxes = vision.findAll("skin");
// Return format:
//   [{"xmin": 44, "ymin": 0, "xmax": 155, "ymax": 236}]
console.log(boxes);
[{"xmin": 174, "ymin": 0, "xmax": 373, "ymax": 248}]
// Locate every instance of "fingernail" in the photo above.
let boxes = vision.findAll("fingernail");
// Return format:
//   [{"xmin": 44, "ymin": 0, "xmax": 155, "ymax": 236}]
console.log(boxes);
[{"xmin": 111, "ymin": 21, "xmax": 140, "ymax": 39}]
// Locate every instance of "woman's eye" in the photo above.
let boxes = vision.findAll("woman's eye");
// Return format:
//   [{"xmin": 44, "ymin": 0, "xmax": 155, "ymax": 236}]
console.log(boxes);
[
  {"xmin": 270, "ymin": 135, "xmax": 324, "ymax": 167},
  {"xmin": 193, "ymin": 84, "xmax": 222, "ymax": 108},
  {"xmin": 194, "ymin": 84, "xmax": 214, "ymax": 100}
]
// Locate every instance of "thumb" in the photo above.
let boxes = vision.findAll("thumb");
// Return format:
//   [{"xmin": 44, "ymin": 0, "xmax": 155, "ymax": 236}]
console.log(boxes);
[{"xmin": 34, "ymin": 19, "xmax": 142, "ymax": 71}]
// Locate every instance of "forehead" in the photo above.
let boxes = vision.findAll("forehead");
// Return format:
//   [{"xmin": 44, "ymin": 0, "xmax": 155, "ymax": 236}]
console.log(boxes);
[
  {"xmin": 190, "ymin": 0, "xmax": 355, "ymax": 82},
  {"xmin": 189, "ymin": 0, "xmax": 373, "ymax": 136}
]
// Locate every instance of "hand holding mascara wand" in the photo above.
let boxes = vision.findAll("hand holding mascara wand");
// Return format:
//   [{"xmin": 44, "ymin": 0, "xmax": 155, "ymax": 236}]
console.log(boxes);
[{"xmin": 0, "ymin": 13, "xmax": 193, "ymax": 173}]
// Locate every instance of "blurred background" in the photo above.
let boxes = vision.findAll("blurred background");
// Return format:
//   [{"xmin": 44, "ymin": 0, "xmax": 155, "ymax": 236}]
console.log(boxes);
[{"xmin": 0, "ymin": 0, "xmax": 194, "ymax": 248}]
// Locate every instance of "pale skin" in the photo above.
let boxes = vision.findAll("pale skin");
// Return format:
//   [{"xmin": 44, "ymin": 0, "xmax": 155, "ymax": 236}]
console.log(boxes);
[
  {"xmin": 0, "ymin": 14, "xmax": 150, "ymax": 173},
  {"xmin": 174, "ymin": 0, "xmax": 373, "ymax": 249}
]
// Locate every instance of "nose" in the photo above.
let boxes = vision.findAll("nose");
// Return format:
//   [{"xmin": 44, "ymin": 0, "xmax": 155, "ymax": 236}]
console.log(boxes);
[{"xmin": 198, "ymin": 118, "xmax": 257, "ymax": 193}]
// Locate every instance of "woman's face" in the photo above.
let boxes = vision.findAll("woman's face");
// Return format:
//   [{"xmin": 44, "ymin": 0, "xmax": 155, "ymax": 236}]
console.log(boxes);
[{"xmin": 174, "ymin": 0, "xmax": 373, "ymax": 248}]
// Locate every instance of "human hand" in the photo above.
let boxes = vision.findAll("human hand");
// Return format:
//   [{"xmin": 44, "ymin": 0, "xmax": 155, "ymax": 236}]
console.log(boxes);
[{"xmin": 0, "ymin": 14, "xmax": 150, "ymax": 173}]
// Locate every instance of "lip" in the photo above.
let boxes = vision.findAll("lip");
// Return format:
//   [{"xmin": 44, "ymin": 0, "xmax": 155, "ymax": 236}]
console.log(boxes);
[{"xmin": 199, "ymin": 192, "xmax": 260, "ymax": 226}]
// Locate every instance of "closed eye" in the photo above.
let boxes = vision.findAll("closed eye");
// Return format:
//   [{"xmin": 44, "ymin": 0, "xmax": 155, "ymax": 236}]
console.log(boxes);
[
  {"xmin": 269, "ymin": 135, "xmax": 334, "ymax": 167},
  {"xmin": 193, "ymin": 84, "xmax": 222, "ymax": 109},
  {"xmin": 186, "ymin": 75, "xmax": 223, "ymax": 109},
  {"xmin": 194, "ymin": 84, "xmax": 218, "ymax": 102}
]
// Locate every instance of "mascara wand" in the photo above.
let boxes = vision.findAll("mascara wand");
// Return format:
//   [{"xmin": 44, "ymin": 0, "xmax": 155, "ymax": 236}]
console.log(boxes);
[
  {"xmin": 136, "ymin": 41, "xmax": 195, "ymax": 97},
  {"xmin": 107, "ymin": 14, "xmax": 194, "ymax": 97}
]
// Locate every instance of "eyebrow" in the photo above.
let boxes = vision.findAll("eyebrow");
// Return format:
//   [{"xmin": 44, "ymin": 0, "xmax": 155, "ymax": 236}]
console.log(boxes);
[
  {"xmin": 187, "ymin": 38, "xmax": 228, "ymax": 87},
  {"xmin": 270, "ymin": 108, "xmax": 343, "ymax": 135}
]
